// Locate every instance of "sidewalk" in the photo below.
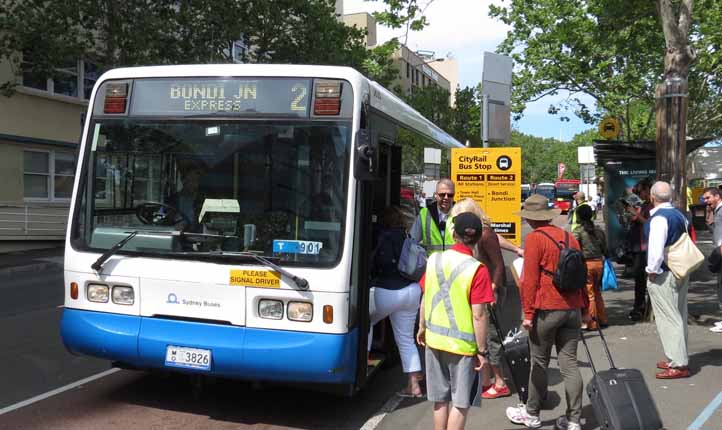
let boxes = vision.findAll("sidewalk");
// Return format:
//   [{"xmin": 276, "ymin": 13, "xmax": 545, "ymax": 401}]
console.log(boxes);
[
  {"xmin": 378, "ymin": 220, "xmax": 722, "ymax": 430},
  {"xmin": 0, "ymin": 247, "xmax": 64, "ymax": 275}
]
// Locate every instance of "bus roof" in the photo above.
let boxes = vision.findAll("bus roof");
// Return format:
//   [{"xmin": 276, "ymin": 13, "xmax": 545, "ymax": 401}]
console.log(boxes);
[{"xmin": 93, "ymin": 64, "xmax": 463, "ymax": 149}]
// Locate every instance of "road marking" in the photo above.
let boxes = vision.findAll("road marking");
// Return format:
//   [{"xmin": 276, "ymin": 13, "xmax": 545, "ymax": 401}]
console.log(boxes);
[
  {"xmin": 56, "ymin": 305, "xmax": 64, "ymax": 308},
  {"xmin": 359, "ymin": 392, "xmax": 404, "ymax": 430},
  {"xmin": 687, "ymin": 389, "xmax": 722, "ymax": 430},
  {"xmin": 0, "ymin": 368, "xmax": 120, "ymax": 416}
]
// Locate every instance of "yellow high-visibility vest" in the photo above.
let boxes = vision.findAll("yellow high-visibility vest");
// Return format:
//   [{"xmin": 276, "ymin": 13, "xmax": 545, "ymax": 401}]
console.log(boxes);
[
  {"xmin": 420, "ymin": 207, "xmax": 455, "ymax": 254},
  {"xmin": 424, "ymin": 249, "xmax": 481, "ymax": 356},
  {"xmin": 570, "ymin": 201, "xmax": 590, "ymax": 232}
]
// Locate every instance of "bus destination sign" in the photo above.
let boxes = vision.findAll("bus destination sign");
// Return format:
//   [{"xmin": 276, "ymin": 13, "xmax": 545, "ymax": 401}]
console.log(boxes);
[{"xmin": 128, "ymin": 78, "xmax": 312, "ymax": 116}]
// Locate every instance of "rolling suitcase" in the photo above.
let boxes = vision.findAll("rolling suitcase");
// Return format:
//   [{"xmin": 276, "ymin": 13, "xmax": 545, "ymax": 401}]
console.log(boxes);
[
  {"xmin": 580, "ymin": 326, "xmax": 664, "ymax": 430},
  {"xmin": 471, "ymin": 307, "xmax": 530, "ymax": 406}
]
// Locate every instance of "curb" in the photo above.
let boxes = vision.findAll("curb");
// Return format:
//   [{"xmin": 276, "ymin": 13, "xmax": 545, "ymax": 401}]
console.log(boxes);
[{"xmin": 0, "ymin": 261, "xmax": 63, "ymax": 276}]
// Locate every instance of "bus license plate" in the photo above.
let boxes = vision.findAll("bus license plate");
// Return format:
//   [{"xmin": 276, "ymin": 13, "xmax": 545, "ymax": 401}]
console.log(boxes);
[{"xmin": 165, "ymin": 345, "xmax": 211, "ymax": 371}]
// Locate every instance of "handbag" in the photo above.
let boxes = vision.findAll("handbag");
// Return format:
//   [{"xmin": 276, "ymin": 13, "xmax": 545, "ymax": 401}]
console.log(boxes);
[
  {"xmin": 664, "ymin": 232, "xmax": 705, "ymax": 279},
  {"xmin": 601, "ymin": 259, "xmax": 618, "ymax": 291},
  {"xmin": 397, "ymin": 233, "xmax": 427, "ymax": 281}
]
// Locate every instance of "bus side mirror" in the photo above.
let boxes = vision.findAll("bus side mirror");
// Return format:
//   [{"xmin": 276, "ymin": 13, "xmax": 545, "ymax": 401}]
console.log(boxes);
[{"xmin": 354, "ymin": 129, "xmax": 379, "ymax": 181}]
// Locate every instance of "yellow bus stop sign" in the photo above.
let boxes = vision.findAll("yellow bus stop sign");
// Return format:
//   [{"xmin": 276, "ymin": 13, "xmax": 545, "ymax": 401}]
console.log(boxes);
[
  {"xmin": 451, "ymin": 147, "xmax": 522, "ymax": 246},
  {"xmin": 599, "ymin": 117, "xmax": 620, "ymax": 139}
]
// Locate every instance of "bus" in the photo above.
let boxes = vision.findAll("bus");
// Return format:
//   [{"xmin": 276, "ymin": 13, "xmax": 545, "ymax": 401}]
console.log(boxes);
[
  {"xmin": 554, "ymin": 179, "xmax": 580, "ymax": 214},
  {"xmin": 534, "ymin": 182, "xmax": 556, "ymax": 207},
  {"xmin": 60, "ymin": 64, "xmax": 463, "ymax": 395}
]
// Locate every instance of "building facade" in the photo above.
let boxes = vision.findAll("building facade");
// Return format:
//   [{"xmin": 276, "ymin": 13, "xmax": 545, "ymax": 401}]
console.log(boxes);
[
  {"xmin": 0, "ymin": 58, "xmax": 92, "ymax": 251},
  {"xmin": 392, "ymin": 45, "xmax": 452, "ymax": 102}
]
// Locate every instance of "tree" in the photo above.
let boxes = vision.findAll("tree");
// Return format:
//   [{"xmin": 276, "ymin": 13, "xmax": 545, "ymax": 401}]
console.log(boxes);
[
  {"xmin": 488, "ymin": 0, "xmax": 722, "ymax": 140},
  {"xmin": 370, "ymin": 0, "xmax": 435, "ymax": 44},
  {"xmin": 362, "ymin": 39, "xmax": 402, "ymax": 90},
  {"xmin": 448, "ymin": 85, "xmax": 482, "ymax": 147},
  {"xmin": 504, "ymin": 130, "xmax": 590, "ymax": 184},
  {"xmin": 0, "ymin": 0, "xmax": 370, "ymax": 93},
  {"xmin": 655, "ymin": 0, "xmax": 695, "ymax": 208}
]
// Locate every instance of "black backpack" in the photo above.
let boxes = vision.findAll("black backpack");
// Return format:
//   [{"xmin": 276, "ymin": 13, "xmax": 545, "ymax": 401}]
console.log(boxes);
[{"xmin": 537, "ymin": 229, "xmax": 587, "ymax": 292}]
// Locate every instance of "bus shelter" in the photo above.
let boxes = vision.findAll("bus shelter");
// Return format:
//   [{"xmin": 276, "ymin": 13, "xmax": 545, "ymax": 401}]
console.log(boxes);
[{"xmin": 593, "ymin": 139, "xmax": 711, "ymax": 264}]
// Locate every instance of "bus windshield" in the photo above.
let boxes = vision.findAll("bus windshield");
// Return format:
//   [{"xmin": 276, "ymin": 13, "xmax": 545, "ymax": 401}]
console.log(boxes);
[
  {"xmin": 535, "ymin": 186, "xmax": 555, "ymax": 200},
  {"xmin": 72, "ymin": 119, "xmax": 351, "ymax": 267}
]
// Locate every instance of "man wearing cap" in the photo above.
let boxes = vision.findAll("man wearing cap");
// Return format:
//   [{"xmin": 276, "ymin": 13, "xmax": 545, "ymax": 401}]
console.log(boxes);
[
  {"xmin": 506, "ymin": 194, "xmax": 590, "ymax": 430},
  {"xmin": 416, "ymin": 212, "xmax": 494, "ymax": 430},
  {"xmin": 568, "ymin": 191, "xmax": 590, "ymax": 232}
]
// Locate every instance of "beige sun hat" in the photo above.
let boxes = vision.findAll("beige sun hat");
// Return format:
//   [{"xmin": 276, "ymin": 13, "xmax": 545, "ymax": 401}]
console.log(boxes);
[{"xmin": 514, "ymin": 194, "xmax": 561, "ymax": 220}]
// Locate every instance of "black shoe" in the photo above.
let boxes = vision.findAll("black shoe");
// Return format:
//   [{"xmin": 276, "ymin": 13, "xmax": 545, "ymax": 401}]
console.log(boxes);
[{"xmin": 628, "ymin": 310, "xmax": 643, "ymax": 321}]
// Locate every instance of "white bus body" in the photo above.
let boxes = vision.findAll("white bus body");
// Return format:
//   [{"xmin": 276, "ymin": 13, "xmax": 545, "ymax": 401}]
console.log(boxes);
[{"xmin": 61, "ymin": 64, "xmax": 462, "ymax": 394}]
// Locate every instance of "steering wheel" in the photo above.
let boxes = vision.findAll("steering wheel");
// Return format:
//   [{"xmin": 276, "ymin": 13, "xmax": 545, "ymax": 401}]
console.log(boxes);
[{"xmin": 135, "ymin": 202, "xmax": 190, "ymax": 226}]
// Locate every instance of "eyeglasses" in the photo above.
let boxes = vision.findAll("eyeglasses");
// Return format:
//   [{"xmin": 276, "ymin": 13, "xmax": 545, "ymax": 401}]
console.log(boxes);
[{"xmin": 437, "ymin": 193, "xmax": 455, "ymax": 199}]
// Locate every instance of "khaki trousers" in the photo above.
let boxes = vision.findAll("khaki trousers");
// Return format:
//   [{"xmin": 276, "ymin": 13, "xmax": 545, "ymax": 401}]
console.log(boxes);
[
  {"xmin": 647, "ymin": 271, "xmax": 689, "ymax": 367},
  {"xmin": 527, "ymin": 309, "xmax": 584, "ymax": 424}
]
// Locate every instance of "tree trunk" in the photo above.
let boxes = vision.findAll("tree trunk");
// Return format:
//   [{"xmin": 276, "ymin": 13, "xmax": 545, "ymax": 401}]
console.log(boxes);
[{"xmin": 654, "ymin": 78, "xmax": 688, "ymax": 210}]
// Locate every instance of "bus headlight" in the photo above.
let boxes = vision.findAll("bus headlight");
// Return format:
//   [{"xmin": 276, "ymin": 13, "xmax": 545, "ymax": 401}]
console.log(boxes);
[
  {"xmin": 259, "ymin": 299, "xmax": 283, "ymax": 320},
  {"xmin": 287, "ymin": 302, "xmax": 313, "ymax": 322},
  {"xmin": 112, "ymin": 286, "xmax": 135, "ymax": 305},
  {"xmin": 87, "ymin": 284, "xmax": 109, "ymax": 303}
]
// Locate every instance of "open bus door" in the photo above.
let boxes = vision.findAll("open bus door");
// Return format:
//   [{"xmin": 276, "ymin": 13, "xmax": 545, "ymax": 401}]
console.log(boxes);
[{"xmin": 351, "ymin": 121, "xmax": 404, "ymax": 393}]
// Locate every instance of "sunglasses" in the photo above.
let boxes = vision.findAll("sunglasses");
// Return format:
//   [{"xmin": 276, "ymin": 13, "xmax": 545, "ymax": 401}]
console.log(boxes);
[{"xmin": 437, "ymin": 193, "xmax": 455, "ymax": 198}]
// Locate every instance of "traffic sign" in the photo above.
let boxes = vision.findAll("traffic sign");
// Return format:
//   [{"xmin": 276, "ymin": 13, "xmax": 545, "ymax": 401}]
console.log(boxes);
[{"xmin": 599, "ymin": 116, "xmax": 621, "ymax": 139}]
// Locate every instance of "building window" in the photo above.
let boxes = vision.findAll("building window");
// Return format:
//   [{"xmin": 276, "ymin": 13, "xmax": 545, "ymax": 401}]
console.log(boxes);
[
  {"xmin": 406, "ymin": 62, "xmax": 410, "ymax": 78},
  {"xmin": 23, "ymin": 150, "xmax": 75, "ymax": 201},
  {"xmin": 21, "ymin": 51, "xmax": 101, "ymax": 100},
  {"xmin": 415, "ymin": 69, "xmax": 420, "ymax": 85}
]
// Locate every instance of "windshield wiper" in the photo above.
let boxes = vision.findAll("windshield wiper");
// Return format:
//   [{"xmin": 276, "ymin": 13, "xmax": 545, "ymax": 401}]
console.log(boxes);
[
  {"xmin": 91, "ymin": 231, "xmax": 139, "ymax": 272},
  {"xmin": 207, "ymin": 251, "xmax": 309, "ymax": 290}
]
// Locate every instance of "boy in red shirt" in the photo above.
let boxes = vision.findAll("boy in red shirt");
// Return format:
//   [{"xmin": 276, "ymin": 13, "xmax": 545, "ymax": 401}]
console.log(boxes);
[{"xmin": 417, "ymin": 212, "xmax": 494, "ymax": 430}]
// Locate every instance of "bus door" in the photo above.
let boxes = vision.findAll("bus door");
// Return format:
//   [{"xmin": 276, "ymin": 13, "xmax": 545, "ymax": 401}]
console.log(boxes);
[{"xmin": 350, "ymin": 119, "xmax": 403, "ymax": 390}]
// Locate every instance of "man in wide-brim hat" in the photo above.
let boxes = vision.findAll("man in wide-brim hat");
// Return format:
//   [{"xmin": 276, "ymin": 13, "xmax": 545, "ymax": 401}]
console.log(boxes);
[
  {"xmin": 514, "ymin": 193, "xmax": 561, "ymax": 221},
  {"xmin": 505, "ymin": 193, "xmax": 590, "ymax": 430}
]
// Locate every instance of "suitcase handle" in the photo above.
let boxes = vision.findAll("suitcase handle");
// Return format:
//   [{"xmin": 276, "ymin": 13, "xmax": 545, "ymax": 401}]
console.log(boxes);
[
  {"xmin": 488, "ymin": 305, "xmax": 528, "ymax": 403},
  {"xmin": 579, "ymin": 319, "xmax": 617, "ymax": 372}
]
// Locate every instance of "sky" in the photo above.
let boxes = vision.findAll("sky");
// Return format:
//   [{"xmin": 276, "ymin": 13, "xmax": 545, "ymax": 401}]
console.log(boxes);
[{"xmin": 342, "ymin": 0, "xmax": 595, "ymax": 141}]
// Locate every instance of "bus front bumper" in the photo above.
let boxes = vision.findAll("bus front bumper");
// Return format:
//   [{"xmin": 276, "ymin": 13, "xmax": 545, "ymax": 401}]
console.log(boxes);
[{"xmin": 60, "ymin": 308, "xmax": 358, "ymax": 384}]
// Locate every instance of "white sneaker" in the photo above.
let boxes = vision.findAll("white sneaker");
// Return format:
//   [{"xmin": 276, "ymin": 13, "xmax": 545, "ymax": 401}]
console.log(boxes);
[
  {"xmin": 714, "ymin": 321, "xmax": 722, "ymax": 327},
  {"xmin": 555, "ymin": 415, "xmax": 581, "ymax": 430},
  {"xmin": 506, "ymin": 404, "xmax": 542, "ymax": 428}
]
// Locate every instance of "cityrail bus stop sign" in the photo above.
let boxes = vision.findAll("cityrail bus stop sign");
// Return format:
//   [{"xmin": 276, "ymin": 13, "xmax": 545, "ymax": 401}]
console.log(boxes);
[
  {"xmin": 599, "ymin": 116, "xmax": 621, "ymax": 139},
  {"xmin": 451, "ymin": 147, "xmax": 522, "ymax": 246}
]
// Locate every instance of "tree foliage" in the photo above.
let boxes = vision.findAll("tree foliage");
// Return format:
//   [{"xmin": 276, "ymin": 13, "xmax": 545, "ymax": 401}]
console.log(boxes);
[
  {"xmin": 503, "ymin": 129, "xmax": 600, "ymax": 184},
  {"xmin": 0, "ymin": 0, "xmax": 372, "ymax": 92},
  {"xmin": 369, "ymin": 0, "xmax": 434, "ymax": 44},
  {"xmin": 489, "ymin": 0, "xmax": 722, "ymax": 140}
]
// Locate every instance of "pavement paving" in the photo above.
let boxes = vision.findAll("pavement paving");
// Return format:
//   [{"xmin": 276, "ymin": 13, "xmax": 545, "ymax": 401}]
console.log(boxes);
[{"xmin": 378, "ymin": 218, "xmax": 722, "ymax": 430}]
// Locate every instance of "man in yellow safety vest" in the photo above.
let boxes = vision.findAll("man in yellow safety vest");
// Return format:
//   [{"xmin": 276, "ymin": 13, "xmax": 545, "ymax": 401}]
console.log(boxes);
[
  {"xmin": 416, "ymin": 212, "xmax": 495, "ymax": 430},
  {"xmin": 568, "ymin": 191, "xmax": 590, "ymax": 232},
  {"xmin": 411, "ymin": 178, "xmax": 456, "ymax": 254}
]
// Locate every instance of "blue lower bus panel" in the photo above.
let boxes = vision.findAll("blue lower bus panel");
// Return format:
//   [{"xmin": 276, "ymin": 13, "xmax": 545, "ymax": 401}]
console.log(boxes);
[{"xmin": 61, "ymin": 309, "xmax": 358, "ymax": 384}]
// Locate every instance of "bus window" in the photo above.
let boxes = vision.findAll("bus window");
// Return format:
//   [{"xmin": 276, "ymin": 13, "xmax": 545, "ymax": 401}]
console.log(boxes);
[{"xmin": 76, "ymin": 120, "xmax": 350, "ymax": 267}]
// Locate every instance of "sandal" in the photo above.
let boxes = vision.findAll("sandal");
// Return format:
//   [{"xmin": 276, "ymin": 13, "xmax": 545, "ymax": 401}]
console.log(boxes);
[{"xmin": 481, "ymin": 384, "xmax": 511, "ymax": 399}]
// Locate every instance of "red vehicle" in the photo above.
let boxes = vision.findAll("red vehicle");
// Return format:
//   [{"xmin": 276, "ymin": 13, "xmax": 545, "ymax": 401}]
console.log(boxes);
[{"xmin": 554, "ymin": 179, "xmax": 580, "ymax": 214}]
